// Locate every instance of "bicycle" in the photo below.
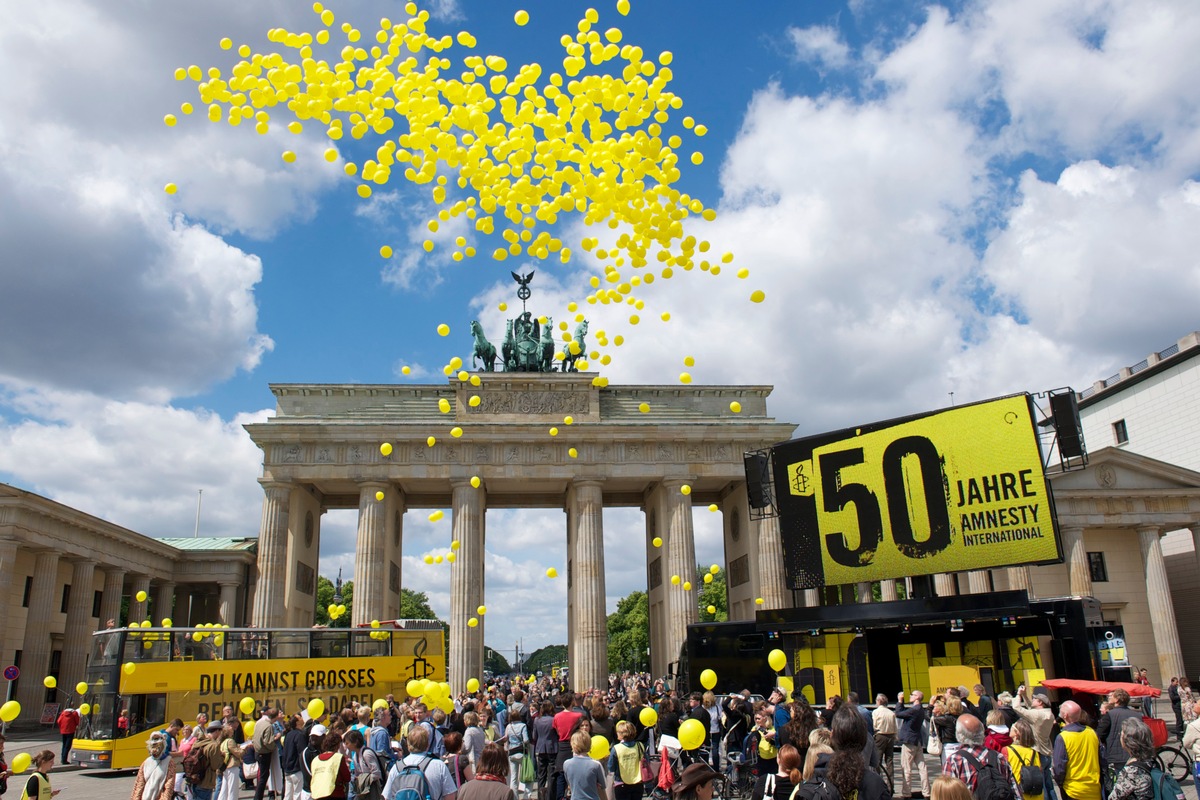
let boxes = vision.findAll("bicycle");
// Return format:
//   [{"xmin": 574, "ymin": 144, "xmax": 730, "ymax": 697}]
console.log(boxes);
[{"xmin": 720, "ymin": 750, "xmax": 757, "ymax": 800}]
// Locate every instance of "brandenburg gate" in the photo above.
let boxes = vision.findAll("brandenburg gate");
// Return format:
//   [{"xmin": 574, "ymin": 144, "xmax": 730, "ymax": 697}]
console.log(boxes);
[{"xmin": 244, "ymin": 374, "xmax": 796, "ymax": 690}]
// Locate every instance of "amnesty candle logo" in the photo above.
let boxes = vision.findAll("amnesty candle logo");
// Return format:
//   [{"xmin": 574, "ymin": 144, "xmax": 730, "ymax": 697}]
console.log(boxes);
[{"xmin": 771, "ymin": 393, "xmax": 1063, "ymax": 589}]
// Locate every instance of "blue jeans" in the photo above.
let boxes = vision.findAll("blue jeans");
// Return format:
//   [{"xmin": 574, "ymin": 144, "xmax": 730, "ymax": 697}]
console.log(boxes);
[
  {"xmin": 193, "ymin": 788, "xmax": 214, "ymax": 800},
  {"xmin": 1041, "ymin": 753, "xmax": 1057, "ymax": 800}
]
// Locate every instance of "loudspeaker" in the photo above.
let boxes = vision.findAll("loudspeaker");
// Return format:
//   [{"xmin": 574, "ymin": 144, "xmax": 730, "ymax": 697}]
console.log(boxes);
[
  {"xmin": 1049, "ymin": 392, "xmax": 1085, "ymax": 458},
  {"xmin": 744, "ymin": 452, "xmax": 771, "ymax": 508}
]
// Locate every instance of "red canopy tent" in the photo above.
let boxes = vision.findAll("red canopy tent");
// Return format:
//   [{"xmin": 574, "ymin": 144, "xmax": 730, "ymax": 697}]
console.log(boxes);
[{"xmin": 1039, "ymin": 678, "xmax": 1161, "ymax": 697}]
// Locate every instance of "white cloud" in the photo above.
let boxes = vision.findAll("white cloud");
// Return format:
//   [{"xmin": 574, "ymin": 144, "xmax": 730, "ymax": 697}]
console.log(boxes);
[
  {"xmin": 0, "ymin": 389, "xmax": 270, "ymax": 538},
  {"xmin": 788, "ymin": 26, "xmax": 852, "ymax": 70}
]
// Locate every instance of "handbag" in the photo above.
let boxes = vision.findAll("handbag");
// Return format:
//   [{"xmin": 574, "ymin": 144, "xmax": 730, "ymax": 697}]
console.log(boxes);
[
  {"xmin": 520, "ymin": 748, "xmax": 537, "ymax": 784},
  {"xmin": 926, "ymin": 734, "xmax": 942, "ymax": 756},
  {"xmin": 354, "ymin": 771, "xmax": 384, "ymax": 800},
  {"xmin": 242, "ymin": 761, "xmax": 260, "ymax": 780}
]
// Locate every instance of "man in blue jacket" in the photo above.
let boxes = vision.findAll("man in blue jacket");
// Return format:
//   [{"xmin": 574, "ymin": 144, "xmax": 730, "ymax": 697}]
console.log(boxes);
[{"xmin": 895, "ymin": 690, "xmax": 929, "ymax": 799}]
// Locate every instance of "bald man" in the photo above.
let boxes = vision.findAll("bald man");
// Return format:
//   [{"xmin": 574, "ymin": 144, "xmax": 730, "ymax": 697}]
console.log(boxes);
[{"xmin": 1052, "ymin": 701, "xmax": 1101, "ymax": 800}]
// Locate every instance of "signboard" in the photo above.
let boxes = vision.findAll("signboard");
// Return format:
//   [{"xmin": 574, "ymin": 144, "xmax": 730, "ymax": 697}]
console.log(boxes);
[
  {"xmin": 773, "ymin": 394, "xmax": 1062, "ymax": 588},
  {"xmin": 1098, "ymin": 630, "xmax": 1129, "ymax": 668},
  {"xmin": 3, "ymin": 665, "xmax": 17, "ymax": 681},
  {"xmin": 40, "ymin": 702, "xmax": 60, "ymax": 725},
  {"xmin": 928, "ymin": 666, "xmax": 980, "ymax": 702}
]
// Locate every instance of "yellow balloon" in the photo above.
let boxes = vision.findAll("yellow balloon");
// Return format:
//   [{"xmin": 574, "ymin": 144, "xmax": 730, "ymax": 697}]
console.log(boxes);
[
  {"xmin": 439, "ymin": 398, "xmax": 451, "ymax": 413},
  {"xmin": 423, "ymin": 555, "xmax": 434, "ymax": 564},
  {"xmin": 243, "ymin": 720, "xmax": 256, "ymax": 738},
  {"xmin": 678, "ymin": 718, "xmax": 706, "ymax": 750},
  {"xmin": 427, "ymin": 436, "xmax": 437, "ymax": 447},
  {"xmin": 514, "ymin": 9, "xmax": 530, "ymax": 26},
  {"xmin": 710, "ymin": 564, "xmax": 720, "ymax": 574},
  {"xmin": 161, "ymin": 618, "xmax": 173, "ymax": 627},
  {"xmin": 589, "ymin": 734, "xmax": 610, "ymax": 760},
  {"xmin": 11, "ymin": 752, "xmax": 31, "ymax": 773},
  {"xmin": 680, "ymin": 484, "xmax": 692, "ymax": 495},
  {"xmin": 406, "ymin": 679, "xmax": 422, "ymax": 697},
  {"xmin": 373, "ymin": 698, "xmax": 389, "ymax": 711},
  {"xmin": 79, "ymin": 703, "xmax": 91, "ymax": 715},
  {"xmin": 750, "ymin": 290, "xmax": 766, "ymax": 304},
  {"xmin": 429, "ymin": 510, "xmax": 444, "ymax": 522},
  {"xmin": 466, "ymin": 678, "xmax": 480, "ymax": 693},
  {"xmin": 164, "ymin": 183, "xmax": 178, "ymax": 195},
  {"xmin": 437, "ymin": 324, "xmax": 450, "ymax": 336},
  {"xmin": 451, "ymin": 427, "xmax": 463, "ymax": 438},
  {"xmin": 706, "ymin": 605, "xmax": 717, "ymax": 615},
  {"xmin": 239, "ymin": 696, "xmax": 255, "ymax": 715},
  {"xmin": 778, "ymin": 676, "xmax": 794, "ymax": 693},
  {"xmin": 477, "ymin": 605, "xmax": 487, "ymax": 615},
  {"xmin": 568, "ymin": 448, "xmax": 578, "ymax": 458},
  {"xmin": 192, "ymin": 631, "xmax": 204, "ymax": 642},
  {"xmin": 451, "ymin": 540, "xmax": 461, "ymax": 550},
  {"xmin": 638, "ymin": 402, "xmax": 650, "ymax": 413},
  {"xmin": 546, "ymin": 567, "xmax": 558, "ymax": 578},
  {"xmin": 703, "ymin": 574, "xmax": 713, "ymax": 584},
  {"xmin": 671, "ymin": 575, "xmax": 680, "ymax": 585},
  {"xmin": 307, "ymin": 698, "xmax": 325, "ymax": 719},
  {"xmin": 0, "ymin": 700, "xmax": 21, "ymax": 722},
  {"xmin": 123, "ymin": 662, "xmax": 136, "ymax": 675},
  {"xmin": 729, "ymin": 401, "xmax": 742, "ymax": 413},
  {"xmin": 767, "ymin": 649, "xmax": 787, "ymax": 672},
  {"xmin": 755, "ymin": 597, "xmax": 765, "ymax": 605},
  {"xmin": 380, "ymin": 442, "xmax": 393, "ymax": 456},
  {"xmin": 708, "ymin": 504, "xmax": 719, "ymax": 512},
  {"xmin": 470, "ymin": 476, "xmax": 481, "ymax": 488},
  {"xmin": 43, "ymin": 676, "xmax": 56, "ymax": 689},
  {"xmin": 75, "ymin": 682, "xmax": 89, "ymax": 695},
  {"xmin": 467, "ymin": 617, "xmax": 478, "ymax": 628},
  {"xmin": 652, "ymin": 537, "xmax": 662, "ymax": 547},
  {"xmin": 136, "ymin": 590, "xmax": 148, "ymax": 602},
  {"xmin": 140, "ymin": 620, "xmax": 151, "ymax": 628},
  {"xmin": 700, "ymin": 668, "xmax": 717, "ymax": 689},
  {"xmin": 679, "ymin": 373, "xmax": 692, "ymax": 385},
  {"xmin": 683, "ymin": 581, "xmax": 692, "ymax": 591},
  {"xmin": 639, "ymin": 706, "xmax": 658, "ymax": 727},
  {"xmin": 375, "ymin": 491, "xmax": 385, "ymax": 501}
]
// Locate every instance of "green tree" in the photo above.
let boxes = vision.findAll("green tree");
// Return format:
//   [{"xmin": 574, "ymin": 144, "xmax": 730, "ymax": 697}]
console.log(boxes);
[
  {"xmin": 400, "ymin": 588, "xmax": 450, "ymax": 655},
  {"xmin": 314, "ymin": 575, "xmax": 354, "ymax": 628},
  {"xmin": 697, "ymin": 565, "xmax": 727, "ymax": 622},
  {"xmin": 524, "ymin": 644, "xmax": 568, "ymax": 674},
  {"xmin": 607, "ymin": 591, "xmax": 650, "ymax": 672},
  {"xmin": 484, "ymin": 648, "xmax": 512, "ymax": 674}
]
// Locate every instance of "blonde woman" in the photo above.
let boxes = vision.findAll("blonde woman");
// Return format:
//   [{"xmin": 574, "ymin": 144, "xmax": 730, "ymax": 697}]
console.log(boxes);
[{"xmin": 802, "ymin": 729, "xmax": 832, "ymax": 781}]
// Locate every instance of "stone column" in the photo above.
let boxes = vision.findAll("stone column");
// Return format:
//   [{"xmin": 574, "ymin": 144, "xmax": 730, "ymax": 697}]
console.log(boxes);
[
  {"xmin": 568, "ymin": 480, "xmax": 607, "ymax": 691},
  {"xmin": 99, "ymin": 568, "xmax": 125, "ymax": 628},
  {"xmin": 0, "ymin": 536, "xmax": 17, "ymax": 663},
  {"xmin": 934, "ymin": 573, "xmax": 957, "ymax": 596},
  {"xmin": 1191, "ymin": 526, "xmax": 1200, "ymax": 574},
  {"xmin": 130, "ymin": 575, "xmax": 152, "ymax": 623},
  {"xmin": 880, "ymin": 580, "xmax": 899, "ymax": 602},
  {"xmin": 353, "ymin": 483, "xmax": 389, "ymax": 627},
  {"xmin": 60, "ymin": 559, "xmax": 97, "ymax": 690},
  {"xmin": 219, "ymin": 582, "xmax": 240, "ymax": 626},
  {"xmin": 663, "ymin": 479, "xmax": 697, "ymax": 673},
  {"xmin": 1139, "ymin": 526, "xmax": 1186, "ymax": 684},
  {"xmin": 966, "ymin": 571, "xmax": 990, "ymax": 594},
  {"xmin": 803, "ymin": 589, "xmax": 821, "ymax": 607},
  {"xmin": 450, "ymin": 479, "xmax": 485, "ymax": 692},
  {"xmin": 755, "ymin": 515, "xmax": 787, "ymax": 610},
  {"xmin": 856, "ymin": 582, "xmax": 874, "ymax": 603},
  {"xmin": 252, "ymin": 482, "xmax": 291, "ymax": 628},
  {"xmin": 154, "ymin": 581, "xmax": 175, "ymax": 624},
  {"xmin": 16, "ymin": 551, "xmax": 60, "ymax": 715},
  {"xmin": 1061, "ymin": 526, "xmax": 1092, "ymax": 597},
  {"xmin": 1007, "ymin": 566, "xmax": 1032, "ymax": 597}
]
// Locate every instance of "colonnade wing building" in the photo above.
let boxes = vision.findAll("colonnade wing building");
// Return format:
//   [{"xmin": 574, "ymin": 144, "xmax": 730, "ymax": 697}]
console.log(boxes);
[
  {"xmin": 241, "ymin": 374, "xmax": 798, "ymax": 692},
  {"xmin": 0, "ymin": 483, "xmax": 256, "ymax": 721}
]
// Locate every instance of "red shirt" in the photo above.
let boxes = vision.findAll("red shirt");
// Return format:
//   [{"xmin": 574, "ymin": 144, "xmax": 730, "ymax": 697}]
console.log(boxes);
[
  {"xmin": 553, "ymin": 710, "xmax": 582, "ymax": 742},
  {"xmin": 57, "ymin": 709, "xmax": 80, "ymax": 735}
]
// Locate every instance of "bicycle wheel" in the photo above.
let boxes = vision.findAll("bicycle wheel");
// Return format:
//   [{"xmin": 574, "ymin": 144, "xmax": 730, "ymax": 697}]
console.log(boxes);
[
  {"xmin": 710, "ymin": 775, "xmax": 728, "ymax": 800},
  {"xmin": 1155, "ymin": 745, "xmax": 1191, "ymax": 784}
]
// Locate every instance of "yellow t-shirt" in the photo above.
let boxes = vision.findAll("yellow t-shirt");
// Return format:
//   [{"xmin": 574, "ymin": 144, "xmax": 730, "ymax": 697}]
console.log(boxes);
[
  {"xmin": 1059, "ymin": 728, "xmax": 1101, "ymax": 800},
  {"xmin": 757, "ymin": 727, "xmax": 778, "ymax": 760},
  {"xmin": 1005, "ymin": 744, "xmax": 1043, "ymax": 800}
]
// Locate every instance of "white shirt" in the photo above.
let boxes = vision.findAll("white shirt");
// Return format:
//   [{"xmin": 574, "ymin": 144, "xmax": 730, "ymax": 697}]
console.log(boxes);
[{"xmin": 383, "ymin": 752, "xmax": 458, "ymax": 800}]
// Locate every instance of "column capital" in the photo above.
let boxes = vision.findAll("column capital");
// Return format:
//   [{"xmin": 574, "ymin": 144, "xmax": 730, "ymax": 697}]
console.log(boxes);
[
  {"xmin": 218, "ymin": 580, "xmax": 242, "ymax": 588},
  {"xmin": 1136, "ymin": 525, "xmax": 1162, "ymax": 537},
  {"xmin": 259, "ymin": 480, "xmax": 294, "ymax": 497},
  {"xmin": 660, "ymin": 477, "xmax": 695, "ymax": 490},
  {"xmin": 571, "ymin": 478, "xmax": 605, "ymax": 491},
  {"xmin": 357, "ymin": 480, "xmax": 390, "ymax": 492}
]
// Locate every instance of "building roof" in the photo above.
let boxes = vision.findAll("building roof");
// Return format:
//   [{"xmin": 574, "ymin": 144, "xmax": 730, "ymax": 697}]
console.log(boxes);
[
  {"xmin": 1078, "ymin": 331, "xmax": 1200, "ymax": 408},
  {"xmin": 158, "ymin": 537, "xmax": 258, "ymax": 553}
]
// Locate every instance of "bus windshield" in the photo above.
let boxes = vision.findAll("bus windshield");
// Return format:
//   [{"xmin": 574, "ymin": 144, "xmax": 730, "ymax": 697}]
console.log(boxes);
[{"xmin": 90, "ymin": 632, "xmax": 122, "ymax": 668}]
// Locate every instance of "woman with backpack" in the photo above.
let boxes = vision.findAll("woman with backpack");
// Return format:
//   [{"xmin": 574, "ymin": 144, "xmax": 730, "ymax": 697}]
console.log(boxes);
[
  {"xmin": 1107, "ymin": 718, "xmax": 1158, "ymax": 800},
  {"xmin": 1003, "ymin": 720, "xmax": 1044, "ymax": 800},
  {"xmin": 443, "ymin": 732, "xmax": 476, "ymax": 791},
  {"xmin": 458, "ymin": 744, "xmax": 516, "ymax": 800},
  {"xmin": 345, "ymin": 729, "xmax": 385, "ymax": 800}
]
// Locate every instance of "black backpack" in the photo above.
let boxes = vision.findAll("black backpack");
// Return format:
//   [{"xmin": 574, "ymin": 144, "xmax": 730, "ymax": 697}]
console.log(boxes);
[
  {"xmin": 1010, "ymin": 747, "xmax": 1044, "ymax": 796},
  {"xmin": 792, "ymin": 779, "xmax": 840, "ymax": 800},
  {"xmin": 960, "ymin": 749, "xmax": 1010, "ymax": 800}
]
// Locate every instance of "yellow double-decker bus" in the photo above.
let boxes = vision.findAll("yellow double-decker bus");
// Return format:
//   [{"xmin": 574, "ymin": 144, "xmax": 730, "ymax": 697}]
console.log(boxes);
[{"xmin": 71, "ymin": 621, "xmax": 445, "ymax": 769}]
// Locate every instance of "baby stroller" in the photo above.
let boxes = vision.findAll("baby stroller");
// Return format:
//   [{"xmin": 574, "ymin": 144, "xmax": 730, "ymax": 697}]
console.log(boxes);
[{"xmin": 652, "ymin": 735, "xmax": 705, "ymax": 800}]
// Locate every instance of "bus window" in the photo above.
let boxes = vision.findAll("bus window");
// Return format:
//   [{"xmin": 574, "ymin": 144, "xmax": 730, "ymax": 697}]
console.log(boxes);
[
  {"xmin": 351, "ymin": 631, "xmax": 390, "ymax": 657},
  {"xmin": 91, "ymin": 632, "xmax": 122, "ymax": 667},
  {"xmin": 311, "ymin": 631, "xmax": 349, "ymax": 659},
  {"xmin": 127, "ymin": 693, "xmax": 167, "ymax": 736},
  {"xmin": 175, "ymin": 631, "xmax": 219, "ymax": 661},
  {"xmin": 736, "ymin": 634, "xmax": 766, "ymax": 655},
  {"xmin": 87, "ymin": 692, "xmax": 119, "ymax": 739},
  {"xmin": 228, "ymin": 631, "xmax": 269, "ymax": 660},
  {"xmin": 125, "ymin": 632, "xmax": 171, "ymax": 663},
  {"xmin": 269, "ymin": 632, "xmax": 308, "ymax": 659}
]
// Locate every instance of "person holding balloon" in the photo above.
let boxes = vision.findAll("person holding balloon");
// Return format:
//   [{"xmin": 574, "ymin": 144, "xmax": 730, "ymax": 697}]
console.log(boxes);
[{"xmin": 18, "ymin": 751, "xmax": 59, "ymax": 800}]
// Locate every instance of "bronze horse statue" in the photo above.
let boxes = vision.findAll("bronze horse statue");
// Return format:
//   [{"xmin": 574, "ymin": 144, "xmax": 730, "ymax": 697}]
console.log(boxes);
[
  {"xmin": 562, "ymin": 320, "xmax": 588, "ymax": 372},
  {"xmin": 470, "ymin": 320, "xmax": 496, "ymax": 372}
]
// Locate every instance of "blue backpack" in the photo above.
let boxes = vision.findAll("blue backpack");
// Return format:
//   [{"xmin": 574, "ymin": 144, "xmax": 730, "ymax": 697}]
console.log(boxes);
[{"xmin": 391, "ymin": 756, "xmax": 435, "ymax": 800}]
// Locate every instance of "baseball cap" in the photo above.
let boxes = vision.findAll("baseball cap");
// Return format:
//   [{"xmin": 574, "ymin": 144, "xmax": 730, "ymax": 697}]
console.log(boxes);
[{"xmin": 311, "ymin": 724, "xmax": 328, "ymax": 737}]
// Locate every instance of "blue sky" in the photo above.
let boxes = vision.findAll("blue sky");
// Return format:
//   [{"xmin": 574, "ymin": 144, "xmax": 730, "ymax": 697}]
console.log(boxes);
[{"xmin": 2, "ymin": 0, "xmax": 1199, "ymax": 654}]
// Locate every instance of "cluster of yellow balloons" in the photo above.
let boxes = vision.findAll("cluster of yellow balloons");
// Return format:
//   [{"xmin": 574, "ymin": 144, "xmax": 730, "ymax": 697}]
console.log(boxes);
[
  {"xmin": 368, "ymin": 619, "xmax": 391, "ymax": 640},
  {"xmin": 190, "ymin": 623, "xmax": 229, "ymax": 646},
  {"xmin": 405, "ymin": 678, "xmax": 455, "ymax": 715},
  {"xmin": 327, "ymin": 603, "xmax": 348, "ymax": 620},
  {"xmin": 166, "ymin": 0, "xmax": 769, "ymax": 401},
  {"xmin": 421, "ymin": 537, "xmax": 458, "ymax": 565}
]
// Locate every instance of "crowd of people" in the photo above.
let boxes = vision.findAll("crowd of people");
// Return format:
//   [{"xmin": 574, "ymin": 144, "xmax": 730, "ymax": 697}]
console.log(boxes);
[{"xmin": 5, "ymin": 671, "xmax": 1185, "ymax": 800}]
